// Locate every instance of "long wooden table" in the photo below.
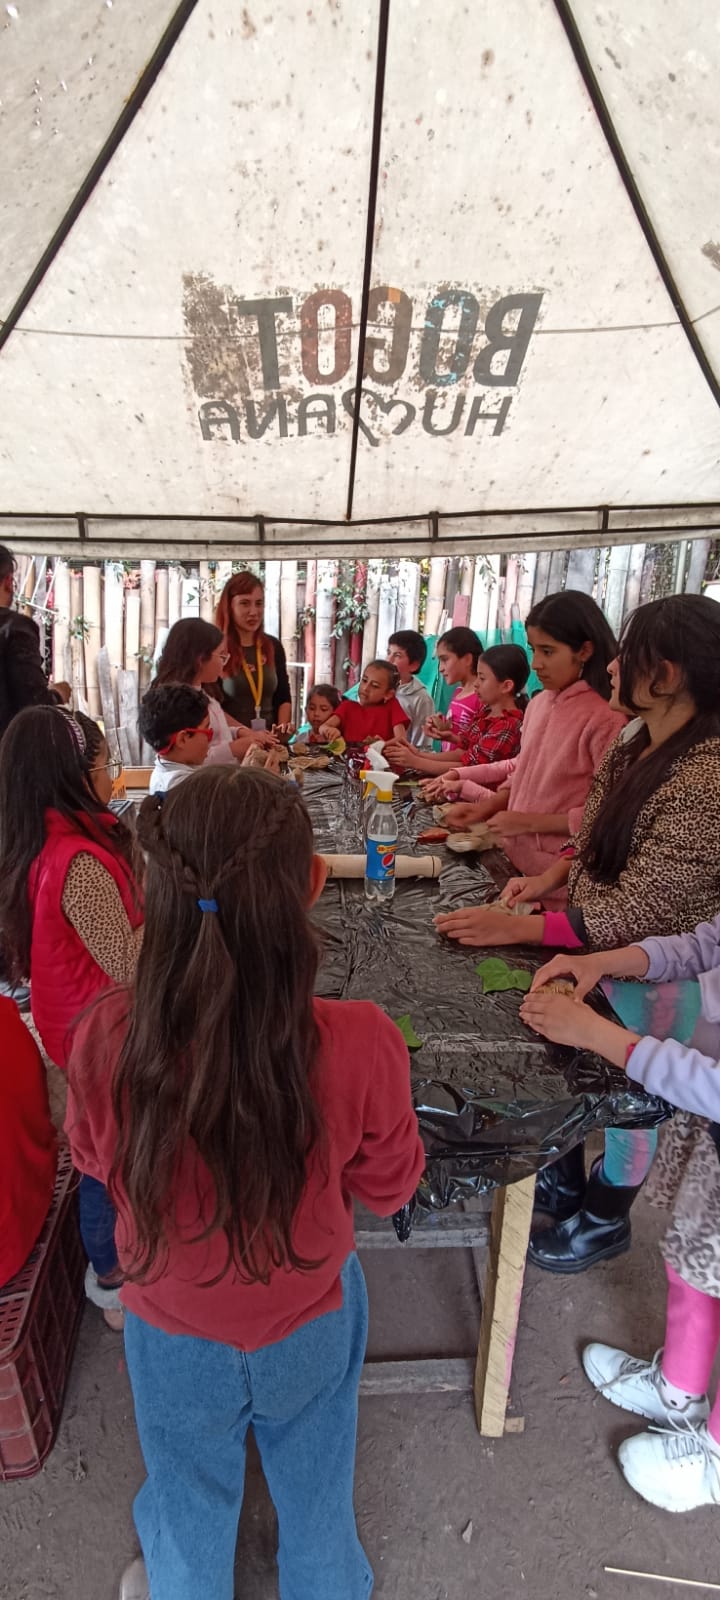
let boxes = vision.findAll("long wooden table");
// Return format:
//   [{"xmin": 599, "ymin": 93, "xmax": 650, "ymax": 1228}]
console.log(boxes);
[{"xmin": 305, "ymin": 765, "xmax": 666, "ymax": 1437}]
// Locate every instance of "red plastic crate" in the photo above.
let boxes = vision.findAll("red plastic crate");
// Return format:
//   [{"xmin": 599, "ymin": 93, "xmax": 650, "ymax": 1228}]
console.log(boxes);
[{"xmin": 0, "ymin": 1146, "xmax": 86, "ymax": 1480}]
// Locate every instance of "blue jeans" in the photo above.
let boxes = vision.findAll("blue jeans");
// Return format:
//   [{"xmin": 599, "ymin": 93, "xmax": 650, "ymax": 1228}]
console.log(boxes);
[
  {"xmin": 602, "ymin": 1127, "xmax": 659, "ymax": 1188},
  {"xmin": 124, "ymin": 1253, "xmax": 372, "ymax": 1600},
  {"xmin": 78, "ymin": 1173, "xmax": 119, "ymax": 1278}
]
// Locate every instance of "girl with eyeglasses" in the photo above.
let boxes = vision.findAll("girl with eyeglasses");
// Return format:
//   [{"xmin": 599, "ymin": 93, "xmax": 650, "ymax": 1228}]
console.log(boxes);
[
  {"xmin": 0, "ymin": 704, "xmax": 143, "ymax": 1328},
  {"xmin": 152, "ymin": 618, "xmax": 277, "ymax": 761}
]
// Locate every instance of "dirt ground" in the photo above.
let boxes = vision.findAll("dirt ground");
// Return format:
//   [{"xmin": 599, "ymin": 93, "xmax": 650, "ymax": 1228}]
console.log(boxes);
[{"xmin": 3, "ymin": 1171, "xmax": 720, "ymax": 1600}]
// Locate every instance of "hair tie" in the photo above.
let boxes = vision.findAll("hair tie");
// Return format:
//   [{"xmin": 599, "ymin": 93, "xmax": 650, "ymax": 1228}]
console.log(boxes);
[{"xmin": 197, "ymin": 898, "xmax": 218, "ymax": 914}]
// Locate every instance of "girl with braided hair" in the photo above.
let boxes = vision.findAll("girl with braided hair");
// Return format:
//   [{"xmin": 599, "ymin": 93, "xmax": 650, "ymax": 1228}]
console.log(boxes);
[
  {"xmin": 64, "ymin": 765, "xmax": 424, "ymax": 1600},
  {"xmin": 0, "ymin": 704, "xmax": 144, "ymax": 1330}
]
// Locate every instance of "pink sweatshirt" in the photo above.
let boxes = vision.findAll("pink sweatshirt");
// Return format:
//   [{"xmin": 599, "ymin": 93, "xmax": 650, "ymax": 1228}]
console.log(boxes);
[{"xmin": 466, "ymin": 683, "xmax": 625, "ymax": 904}]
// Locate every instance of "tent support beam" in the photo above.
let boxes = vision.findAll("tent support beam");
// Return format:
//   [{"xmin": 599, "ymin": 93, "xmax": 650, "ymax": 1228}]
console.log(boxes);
[
  {"xmin": 345, "ymin": 0, "xmax": 390, "ymax": 522},
  {"xmin": 553, "ymin": 0, "xmax": 720, "ymax": 414},
  {"xmin": 0, "ymin": 0, "xmax": 201, "ymax": 358}
]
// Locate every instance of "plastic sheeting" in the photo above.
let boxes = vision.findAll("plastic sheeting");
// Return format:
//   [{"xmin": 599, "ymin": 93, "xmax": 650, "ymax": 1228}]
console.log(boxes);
[{"xmin": 305, "ymin": 767, "xmax": 669, "ymax": 1226}]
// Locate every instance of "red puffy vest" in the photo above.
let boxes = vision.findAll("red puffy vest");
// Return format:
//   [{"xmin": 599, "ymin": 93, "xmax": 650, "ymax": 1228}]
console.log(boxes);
[{"xmin": 28, "ymin": 810, "xmax": 143, "ymax": 1069}]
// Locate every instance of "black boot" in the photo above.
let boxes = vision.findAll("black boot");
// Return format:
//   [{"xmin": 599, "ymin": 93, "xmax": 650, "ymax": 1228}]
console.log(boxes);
[
  {"xmin": 533, "ymin": 1144, "xmax": 586, "ymax": 1220},
  {"xmin": 528, "ymin": 1159, "xmax": 641, "ymax": 1274}
]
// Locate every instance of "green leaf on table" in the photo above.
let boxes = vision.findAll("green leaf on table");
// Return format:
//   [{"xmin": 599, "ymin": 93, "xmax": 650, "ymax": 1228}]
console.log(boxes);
[
  {"xmin": 327, "ymin": 735, "xmax": 346, "ymax": 756},
  {"xmin": 475, "ymin": 957, "xmax": 532, "ymax": 995},
  {"xmin": 394, "ymin": 1013, "xmax": 424, "ymax": 1051}
]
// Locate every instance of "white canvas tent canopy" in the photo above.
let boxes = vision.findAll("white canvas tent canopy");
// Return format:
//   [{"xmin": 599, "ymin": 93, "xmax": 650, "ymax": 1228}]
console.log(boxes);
[{"xmin": 1, "ymin": 0, "xmax": 719, "ymax": 559}]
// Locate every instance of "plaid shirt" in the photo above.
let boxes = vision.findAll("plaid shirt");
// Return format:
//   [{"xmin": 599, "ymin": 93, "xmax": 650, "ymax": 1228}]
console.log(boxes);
[{"xmin": 460, "ymin": 705, "xmax": 524, "ymax": 766}]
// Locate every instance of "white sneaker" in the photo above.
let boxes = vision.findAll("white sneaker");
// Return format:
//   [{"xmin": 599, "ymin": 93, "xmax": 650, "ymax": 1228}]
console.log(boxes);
[
  {"xmin": 619, "ymin": 1421, "xmax": 720, "ymax": 1513},
  {"xmin": 582, "ymin": 1343, "xmax": 709, "ymax": 1426},
  {"xmin": 119, "ymin": 1557, "xmax": 149, "ymax": 1600}
]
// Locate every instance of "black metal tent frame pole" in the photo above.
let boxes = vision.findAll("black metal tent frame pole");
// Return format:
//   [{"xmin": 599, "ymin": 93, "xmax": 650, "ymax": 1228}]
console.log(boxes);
[
  {"xmin": 553, "ymin": 0, "xmax": 720, "ymax": 413},
  {"xmin": 0, "ymin": 0, "xmax": 201, "ymax": 358},
  {"xmin": 345, "ymin": 0, "xmax": 390, "ymax": 521}
]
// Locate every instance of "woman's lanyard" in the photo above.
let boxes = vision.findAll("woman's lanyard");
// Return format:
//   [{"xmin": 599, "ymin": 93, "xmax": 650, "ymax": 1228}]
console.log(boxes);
[{"xmin": 240, "ymin": 641, "xmax": 264, "ymax": 718}]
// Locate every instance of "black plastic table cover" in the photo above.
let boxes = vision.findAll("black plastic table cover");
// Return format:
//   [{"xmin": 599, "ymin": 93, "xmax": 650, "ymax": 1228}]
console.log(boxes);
[{"xmin": 304, "ymin": 766, "xmax": 669, "ymax": 1220}]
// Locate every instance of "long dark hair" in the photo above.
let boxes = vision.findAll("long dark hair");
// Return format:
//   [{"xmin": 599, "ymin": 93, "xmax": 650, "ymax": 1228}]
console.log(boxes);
[
  {"xmin": 154, "ymin": 618, "xmax": 224, "ymax": 686},
  {"xmin": 215, "ymin": 572, "xmax": 275, "ymax": 675},
  {"xmin": 582, "ymin": 594, "xmax": 720, "ymax": 882},
  {"xmin": 526, "ymin": 590, "xmax": 617, "ymax": 699},
  {"xmin": 110, "ymin": 766, "xmax": 324, "ymax": 1284},
  {"xmin": 480, "ymin": 644, "xmax": 530, "ymax": 707},
  {"xmin": 0, "ymin": 706, "xmax": 138, "ymax": 977}
]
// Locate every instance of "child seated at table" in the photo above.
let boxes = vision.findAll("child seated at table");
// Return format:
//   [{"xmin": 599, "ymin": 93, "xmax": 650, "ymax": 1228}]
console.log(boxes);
[
  {"xmin": 423, "ymin": 626, "xmax": 482, "ymax": 749},
  {"xmin": 318, "ymin": 661, "xmax": 410, "ymax": 745},
  {"xmin": 386, "ymin": 630, "xmax": 435, "ymax": 748},
  {"xmin": 294, "ymin": 683, "xmax": 341, "ymax": 744},
  {"xmin": 140, "ymin": 684, "xmax": 213, "ymax": 795},
  {"xmin": 387, "ymin": 644, "xmax": 528, "ymax": 778}
]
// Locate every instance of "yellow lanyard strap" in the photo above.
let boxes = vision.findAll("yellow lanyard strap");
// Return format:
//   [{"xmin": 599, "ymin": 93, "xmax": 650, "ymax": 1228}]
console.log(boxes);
[{"xmin": 240, "ymin": 641, "xmax": 264, "ymax": 716}]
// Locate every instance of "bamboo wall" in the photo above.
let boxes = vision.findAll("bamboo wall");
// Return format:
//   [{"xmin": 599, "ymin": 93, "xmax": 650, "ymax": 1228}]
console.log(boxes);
[{"xmin": 13, "ymin": 538, "xmax": 714, "ymax": 758}]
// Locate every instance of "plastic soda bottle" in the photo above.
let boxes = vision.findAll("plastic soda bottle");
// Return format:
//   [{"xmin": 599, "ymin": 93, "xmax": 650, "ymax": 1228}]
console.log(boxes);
[{"xmin": 364, "ymin": 773, "xmax": 399, "ymax": 903}]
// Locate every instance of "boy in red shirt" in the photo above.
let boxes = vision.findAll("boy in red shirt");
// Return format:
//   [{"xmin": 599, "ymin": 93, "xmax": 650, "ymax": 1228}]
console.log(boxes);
[{"xmin": 319, "ymin": 660, "xmax": 410, "ymax": 745}]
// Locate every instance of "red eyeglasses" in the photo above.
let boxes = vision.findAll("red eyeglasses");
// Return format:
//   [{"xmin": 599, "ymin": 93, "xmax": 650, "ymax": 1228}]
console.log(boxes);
[{"xmin": 158, "ymin": 726, "xmax": 214, "ymax": 757}]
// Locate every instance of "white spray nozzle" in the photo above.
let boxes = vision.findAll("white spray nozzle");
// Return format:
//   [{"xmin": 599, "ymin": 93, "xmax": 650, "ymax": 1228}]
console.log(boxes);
[{"xmin": 364, "ymin": 770, "xmax": 400, "ymax": 802}]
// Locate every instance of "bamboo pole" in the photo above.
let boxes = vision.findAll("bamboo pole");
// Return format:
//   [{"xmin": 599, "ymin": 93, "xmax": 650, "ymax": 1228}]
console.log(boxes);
[
  {"xmin": 125, "ymin": 585, "xmax": 140, "ymax": 675},
  {"xmin": 168, "ymin": 566, "xmax": 182, "ymax": 627},
  {"xmin": 199, "ymin": 559, "xmax": 214, "ymax": 621},
  {"xmin": 500, "ymin": 557, "xmax": 519, "ymax": 631},
  {"xmin": 52, "ymin": 559, "xmax": 71, "ymax": 683},
  {"xmin": 531, "ymin": 550, "xmax": 552, "ymax": 605},
  {"xmin": 280, "ymin": 559, "xmax": 299, "ymax": 715},
  {"xmin": 604, "ymin": 544, "xmax": 632, "ymax": 637},
  {"xmin": 547, "ymin": 549, "xmax": 567, "ymax": 594},
  {"xmin": 103, "ymin": 562, "xmax": 124, "ymax": 713},
  {"xmin": 685, "ymin": 536, "xmax": 710, "ymax": 593},
  {"xmin": 361, "ymin": 560, "xmax": 382, "ymax": 668},
  {"xmin": 69, "ymin": 568, "xmax": 86, "ymax": 709},
  {"xmin": 315, "ymin": 560, "xmax": 337, "ymax": 683},
  {"xmin": 34, "ymin": 559, "xmax": 47, "ymax": 662},
  {"xmin": 639, "ymin": 546, "xmax": 660, "ymax": 604},
  {"xmin": 673, "ymin": 540, "xmax": 688, "ymax": 593},
  {"xmin": 514, "ymin": 554, "xmax": 536, "ymax": 620},
  {"xmin": 460, "ymin": 556, "xmax": 474, "ymax": 600},
  {"xmin": 624, "ymin": 543, "xmax": 646, "ymax": 619},
  {"xmin": 377, "ymin": 562, "xmax": 399, "ymax": 658},
  {"xmin": 348, "ymin": 560, "xmax": 366, "ymax": 687},
  {"xmin": 264, "ymin": 560, "xmax": 281, "ymax": 637},
  {"xmin": 303, "ymin": 560, "xmax": 317, "ymax": 686},
  {"xmin": 565, "ymin": 546, "xmax": 597, "ymax": 594},
  {"xmin": 397, "ymin": 559, "xmax": 420, "ymax": 631},
  {"xmin": 470, "ymin": 558, "xmax": 491, "ymax": 637},
  {"xmin": 486, "ymin": 555, "xmax": 501, "ymax": 638},
  {"xmin": 425, "ymin": 558, "xmax": 447, "ymax": 638},
  {"xmin": 139, "ymin": 560, "xmax": 156, "ymax": 691},
  {"xmin": 83, "ymin": 565, "xmax": 102, "ymax": 719},
  {"xmin": 444, "ymin": 556, "xmax": 461, "ymax": 616},
  {"xmin": 155, "ymin": 567, "xmax": 169, "ymax": 633}
]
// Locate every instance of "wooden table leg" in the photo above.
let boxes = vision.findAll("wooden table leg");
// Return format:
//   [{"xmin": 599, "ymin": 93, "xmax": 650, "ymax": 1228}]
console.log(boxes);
[{"xmin": 474, "ymin": 1175, "xmax": 536, "ymax": 1436}]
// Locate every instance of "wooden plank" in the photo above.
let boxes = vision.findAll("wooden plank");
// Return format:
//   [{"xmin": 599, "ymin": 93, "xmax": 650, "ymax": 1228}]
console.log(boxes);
[
  {"xmin": 425, "ymin": 556, "xmax": 447, "ymax": 636},
  {"xmin": 361, "ymin": 559, "xmax": 382, "ymax": 668},
  {"xmin": 139, "ymin": 560, "xmax": 156, "ymax": 692},
  {"xmin": 474, "ymin": 1175, "xmax": 535, "ymax": 1437},
  {"xmin": 199, "ymin": 559, "xmax": 214, "ymax": 621},
  {"xmin": 361, "ymin": 1358, "xmax": 474, "ymax": 1396},
  {"xmin": 97, "ymin": 645, "xmax": 117, "ymax": 735},
  {"xmin": 52, "ymin": 558, "xmax": 71, "ymax": 682},
  {"xmin": 315, "ymin": 560, "xmax": 337, "ymax": 681},
  {"xmin": 117, "ymin": 668, "xmax": 140, "ymax": 765},
  {"xmin": 83, "ymin": 564, "xmax": 102, "ymax": 719}
]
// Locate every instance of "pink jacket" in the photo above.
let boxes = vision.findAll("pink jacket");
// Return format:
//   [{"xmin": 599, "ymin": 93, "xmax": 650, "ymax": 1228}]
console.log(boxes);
[{"xmin": 467, "ymin": 684, "xmax": 625, "ymax": 902}]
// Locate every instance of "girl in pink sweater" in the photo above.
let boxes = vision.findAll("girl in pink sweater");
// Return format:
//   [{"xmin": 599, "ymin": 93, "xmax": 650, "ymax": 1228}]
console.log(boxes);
[{"xmin": 438, "ymin": 592, "xmax": 624, "ymax": 905}]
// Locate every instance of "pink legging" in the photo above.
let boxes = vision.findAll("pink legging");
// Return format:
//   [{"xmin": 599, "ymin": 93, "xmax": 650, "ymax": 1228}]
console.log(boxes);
[{"xmin": 662, "ymin": 1263, "xmax": 720, "ymax": 1443}]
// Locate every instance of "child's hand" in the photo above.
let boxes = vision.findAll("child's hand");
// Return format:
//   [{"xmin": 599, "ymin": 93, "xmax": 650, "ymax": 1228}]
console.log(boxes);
[
  {"xmin": 485, "ymin": 812, "xmax": 529, "ymax": 839},
  {"xmin": 443, "ymin": 800, "xmax": 497, "ymax": 830},
  {"xmin": 425, "ymin": 713, "xmax": 450, "ymax": 738},
  {"xmin": 251, "ymin": 729, "xmax": 279, "ymax": 751},
  {"xmin": 383, "ymin": 739, "xmax": 414, "ymax": 769},
  {"xmin": 520, "ymin": 992, "xmax": 602, "ymax": 1051},
  {"xmin": 529, "ymin": 952, "xmax": 610, "ymax": 1001},
  {"xmin": 317, "ymin": 722, "xmax": 338, "ymax": 742},
  {"xmin": 272, "ymin": 722, "xmax": 296, "ymax": 743},
  {"xmin": 502, "ymin": 875, "xmax": 545, "ymax": 908},
  {"xmin": 420, "ymin": 776, "xmax": 449, "ymax": 800},
  {"xmin": 434, "ymin": 906, "xmax": 536, "ymax": 947}
]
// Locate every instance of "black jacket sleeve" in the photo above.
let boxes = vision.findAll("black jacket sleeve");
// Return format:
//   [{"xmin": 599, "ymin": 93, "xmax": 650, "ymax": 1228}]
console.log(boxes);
[
  {"xmin": 0, "ymin": 612, "xmax": 54, "ymax": 736},
  {"xmin": 272, "ymin": 639, "xmax": 291, "ymax": 719}
]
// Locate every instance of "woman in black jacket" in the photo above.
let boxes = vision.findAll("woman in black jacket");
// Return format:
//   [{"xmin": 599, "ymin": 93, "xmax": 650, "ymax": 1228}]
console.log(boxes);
[{"xmin": 215, "ymin": 573, "xmax": 292, "ymax": 730}]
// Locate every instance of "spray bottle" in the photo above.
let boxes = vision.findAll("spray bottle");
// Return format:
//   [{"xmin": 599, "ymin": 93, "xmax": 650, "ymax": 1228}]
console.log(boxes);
[{"xmin": 364, "ymin": 770, "xmax": 400, "ymax": 903}]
